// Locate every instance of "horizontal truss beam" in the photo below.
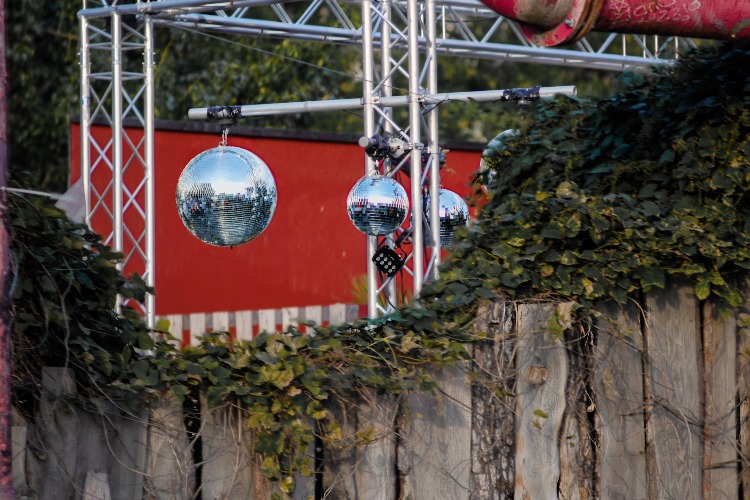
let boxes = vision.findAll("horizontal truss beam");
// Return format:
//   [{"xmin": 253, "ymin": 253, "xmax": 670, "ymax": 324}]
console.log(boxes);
[{"xmin": 187, "ymin": 85, "xmax": 578, "ymax": 119}]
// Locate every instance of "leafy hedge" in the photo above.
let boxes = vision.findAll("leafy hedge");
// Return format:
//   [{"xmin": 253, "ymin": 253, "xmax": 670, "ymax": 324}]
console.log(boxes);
[
  {"xmin": 447, "ymin": 41, "xmax": 750, "ymax": 312},
  {"xmin": 9, "ymin": 193, "xmax": 153, "ymax": 413},
  {"xmin": 9, "ymin": 41, "xmax": 750, "ymax": 496}
]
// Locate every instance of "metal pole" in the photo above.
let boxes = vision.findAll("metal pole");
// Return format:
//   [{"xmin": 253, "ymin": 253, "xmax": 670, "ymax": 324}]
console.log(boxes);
[
  {"xmin": 187, "ymin": 86, "xmax": 577, "ymax": 119},
  {"xmin": 381, "ymin": 0, "xmax": 398, "ymax": 310},
  {"xmin": 407, "ymin": 0, "xmax": 423, "ymax": 297},
  {"xmin": 80, "ymin": 15, "xmax": 92, "ymax": 226},
  {"xmin": 144, "ymin": 16, "xmax": 156, "ymax": 329},
  {"xmin": 426, "ymin": 0, "xmax": 441, "ymax": 279},
  {"xmin": 112, "ymin": 13, "xmax": 124, "ymax": 276},
  {"xmin": 362, "ymin": 0, "xmax": 379, "ymax": 319},
  {"xmin": 0, "ymin": 2, "xmax": 14, "ymax": 495}
]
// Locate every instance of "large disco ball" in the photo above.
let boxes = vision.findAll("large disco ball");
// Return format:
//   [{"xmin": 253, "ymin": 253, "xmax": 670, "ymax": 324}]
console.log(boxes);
[
  {"xmin": 426, "ymin": 189, "xmax": 470, "ymax": 246},
  {"xmin": 176, "ymin": 146, "xmax": 277, "ymax": 247},
  {"xmin": 346, "ymin": 175, "xmax": 409, "ymax": 236}
]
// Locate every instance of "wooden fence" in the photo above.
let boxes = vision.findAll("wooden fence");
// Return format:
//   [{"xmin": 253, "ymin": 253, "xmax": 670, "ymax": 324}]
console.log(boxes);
[{"xmin": 12, "ymin": 280, "xmax": 750, "ymax": 498}]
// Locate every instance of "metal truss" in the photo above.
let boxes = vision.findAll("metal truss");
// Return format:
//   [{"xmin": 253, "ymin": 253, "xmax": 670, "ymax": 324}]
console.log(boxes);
[{"xmin": 79, "ymin": 0, "xmax": 690, "ymax": 321}]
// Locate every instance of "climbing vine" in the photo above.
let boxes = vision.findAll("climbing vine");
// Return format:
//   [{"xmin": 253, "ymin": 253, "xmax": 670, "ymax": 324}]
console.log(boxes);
[
  {"xmin": 447, "ymin": 41, "xmax": 750, "ymax": 313},
  {"xmin": 9, "ymin": 41, "xmax": 750, "ymax": 496}
]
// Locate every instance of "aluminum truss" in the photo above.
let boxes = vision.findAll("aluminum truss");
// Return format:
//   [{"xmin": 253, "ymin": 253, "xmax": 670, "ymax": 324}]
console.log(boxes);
[
  {"xmin": 80, "ymin": 4, "xmax": 156, "ymax": 326},
  {"xmin": 79, "ymin": 0, "xmax": 688, "ymax": 322}
]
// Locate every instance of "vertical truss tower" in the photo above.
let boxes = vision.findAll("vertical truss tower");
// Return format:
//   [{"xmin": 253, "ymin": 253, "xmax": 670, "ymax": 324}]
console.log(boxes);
[{"xmin": 79, "ymin": 0, "xmax": 690, "ymax": 323}]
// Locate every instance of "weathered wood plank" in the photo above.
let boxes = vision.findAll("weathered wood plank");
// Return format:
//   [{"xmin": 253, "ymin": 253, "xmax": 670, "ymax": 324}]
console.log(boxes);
[
  {"xmin": 471, "ymin": 301, "xmax": 516, "ymax": 499},
  {"xmin": 594, "ymin": 300, "xmax": 648, "ymax": 499},
  {"xmin": 514, "ymin": 302, "xmax": 567, "ymax": 500},
  {"xmin": 145, "ymin": 397, "xmax": 195, "ymax": 499},
  {"xmin": 324, "ymin": 392, "xmax": 396, "ymax": 499},
  {"xmin": 322, "ymin": 395, "xmax": 358, "ymax": 498},
  {"xmin": 11, "ymin": 408, "xmax": 30, "ymax": 496},
  {"xmin": 644, "ymin": 279, "xmax": 702, "ymax": 499},
  {"xmin": 200, "ymin": 401, "xmax": 257, "ymax": 499},
  {"xmin": 559, "ymin": 302, "xmax": 596, "ymax": 500},
  {"xmin": 353, "ymin": 392, "xmax": 397, "ymax": 500},
  {"xmin": 739, "ymin": 301, "xmax": 750, "ymax": 498},
  {"xmin": 26, "ymin": 367, "xmax": 79, "ymax": 500},
  {"xmin": 84, "ymin": 470, "xmax": 112, "ymax": 500},
  {"xmin": 400, "ymin": 362, "xmax": 473, "ymax": 499},
  {"xmin": 703, "ymin": 299, "xmax": 738, "ymax": 498},
  {"xmin": 559, "ymin": 414, "xmax": 582, "ymax": 500},
  {"xmin": 106, "ymin": 407, "xmax": 148, "ymax": 500}
]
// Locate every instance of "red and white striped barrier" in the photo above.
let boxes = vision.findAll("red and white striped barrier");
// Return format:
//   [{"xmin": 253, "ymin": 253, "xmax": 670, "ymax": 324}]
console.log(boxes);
[{"xmin": 157, "ymin": 303, "xmax": 361, "ymax": 348}]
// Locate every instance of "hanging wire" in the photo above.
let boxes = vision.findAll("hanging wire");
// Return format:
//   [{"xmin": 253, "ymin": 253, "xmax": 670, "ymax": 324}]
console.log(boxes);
[{"xmin": 170, "ymin": 25, "xmax": 428, "ymax": 103}]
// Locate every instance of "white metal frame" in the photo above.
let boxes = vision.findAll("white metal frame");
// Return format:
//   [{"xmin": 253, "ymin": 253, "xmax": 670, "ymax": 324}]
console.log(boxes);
[{"xmin": 79, "ymin": 0, "xmax": 688, "ymax": 322}]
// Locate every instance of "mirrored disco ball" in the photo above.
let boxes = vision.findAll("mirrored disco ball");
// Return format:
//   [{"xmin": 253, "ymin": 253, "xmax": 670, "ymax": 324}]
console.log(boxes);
[
  {"xmin": 176, "ymin": 146, "xmax": 277, "ymax": 247},
  {"xmin": 479, "ymin": 129, "xmax": 520, "ymax": 186},
  {"xmin": 346, "ymin": 175, "xmax": 409, "ymax": 236},
  {"xmin": 426, "ymin": 189, "xmax": 470, "ymax": 246}
]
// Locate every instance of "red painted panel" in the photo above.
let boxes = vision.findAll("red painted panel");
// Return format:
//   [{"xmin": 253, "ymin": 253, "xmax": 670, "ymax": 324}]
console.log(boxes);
[{"xmin": 71, "ymin": 123, "xmax": 482, "ymax": 316}]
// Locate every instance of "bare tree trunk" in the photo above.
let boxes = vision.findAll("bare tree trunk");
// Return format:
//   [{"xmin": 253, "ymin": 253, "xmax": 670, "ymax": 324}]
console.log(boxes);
[{"xmin": 0, "ymin": 2, "xmax": 13, "ymax": 497}]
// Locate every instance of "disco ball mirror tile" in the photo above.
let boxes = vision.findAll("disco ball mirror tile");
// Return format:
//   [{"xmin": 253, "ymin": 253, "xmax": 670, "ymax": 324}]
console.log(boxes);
[
  {"xmin": 176, "ymin": 146, "xmax": 277, "ymax": 247},
  {"xmin": 426, "ymin": 188, "xmax": 470, "ymax": 246},
  {"xmin": 346, "ymin": 175, "xmax": 409, "ymax": 236}
]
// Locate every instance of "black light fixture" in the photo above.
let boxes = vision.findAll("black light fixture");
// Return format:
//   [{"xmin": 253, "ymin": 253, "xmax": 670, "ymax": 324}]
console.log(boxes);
[{"xmin": 372, "ymin": 246, "xmax": 405, "ymax": 277}]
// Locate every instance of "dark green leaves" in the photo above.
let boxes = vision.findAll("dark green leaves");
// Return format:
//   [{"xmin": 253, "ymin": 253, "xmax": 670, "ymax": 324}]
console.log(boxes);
[{"xmin": 461, "ymin": 40, "xmax": 750, "ymax": 313}]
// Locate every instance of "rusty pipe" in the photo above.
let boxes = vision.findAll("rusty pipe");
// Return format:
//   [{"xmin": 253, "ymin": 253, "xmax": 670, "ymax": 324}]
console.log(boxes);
[{"xmin": 479, "ymin": 0, "xmax": 750, "ymax": 46}]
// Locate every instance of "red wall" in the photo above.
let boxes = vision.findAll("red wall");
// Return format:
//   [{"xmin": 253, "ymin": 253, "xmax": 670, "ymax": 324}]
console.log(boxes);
[{"xmin": 70, "ymin": 123, "xmax": 482, "ymax": 316}]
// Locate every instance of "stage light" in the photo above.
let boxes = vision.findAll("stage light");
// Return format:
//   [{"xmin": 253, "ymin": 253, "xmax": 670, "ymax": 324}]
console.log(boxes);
[
  {"xmin": 346, "ymin": 175, "xmax": 409, "ymax": 236},
  {"xmin": 372, "ymin": 246, "xmax": 406, "ymax": 277},
  {"xmin": 176, "ymin": 146, "xmax": 277, "ymax": 247}
]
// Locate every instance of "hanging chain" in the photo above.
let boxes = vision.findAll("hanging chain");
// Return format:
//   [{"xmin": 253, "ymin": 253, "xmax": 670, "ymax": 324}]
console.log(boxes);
[{"xmin": 219, "ymin": 127, "xmax": 229, "ymax": 147}]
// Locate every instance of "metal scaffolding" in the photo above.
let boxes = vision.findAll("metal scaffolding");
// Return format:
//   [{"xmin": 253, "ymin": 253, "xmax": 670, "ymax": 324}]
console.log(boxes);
[{"xmin": 78, "ymin": 0, "xmax": 689, "ymax": 322}]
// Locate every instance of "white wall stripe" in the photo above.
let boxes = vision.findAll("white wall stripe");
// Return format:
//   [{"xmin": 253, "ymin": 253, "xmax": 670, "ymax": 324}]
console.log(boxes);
[
  {"xmin": 189, "ymin": 312, "xmax": 206, "ymax": 346},
  {"xmin": 329, "ymin": 303, "xmax": 347, "ymax": 325},
  {"xmin": 281, "ymin": 307, "xmax": 299, "ymax": 330},
  {"xmin": 258, "ymin": 309, "xmax": 276, "ymax": 334},
  {"xmin": 212, "ymin": 311, "xmax": 230, "ymax": 332},
  {"xmin": 165, "ymin": 314, "xmax": 183, "ymax": 348},
  {"xmin": 158, "ymin": 304, "xmax": 360, "ymax": 346},
  {"xmin": 304, "ymin": 305, "xmax": 323, "ymax": 326},
  {"xmin": 235, "ymin": 310, "xmax": 254, "ymax": 342}
]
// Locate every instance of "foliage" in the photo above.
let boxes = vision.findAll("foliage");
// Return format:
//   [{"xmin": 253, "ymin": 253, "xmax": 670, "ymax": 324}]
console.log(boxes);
[
  {"xmin": 8, "ymin": 192, "xmax": 153, "ymax": 413},
  {"xmin": 449, "ymin": 41, "xmax": 750, "ymax": 313},
  {"xmin": 10, "ymin": 7, "xmax": 750, "ymax": 496},
  {"xmin": 7, "ymin": 0, "xmax": 80, "ymax": 192},
  {"xmin": 7, "ymin": 194, "xmax": 471, "ymax": 494},
  {"xmin": 137, "ymin": 313, "xmax": 470, "ymax": 493}
]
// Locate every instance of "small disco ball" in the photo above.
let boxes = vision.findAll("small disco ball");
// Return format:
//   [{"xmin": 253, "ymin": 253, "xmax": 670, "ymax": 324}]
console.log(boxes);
[
  {"xmin": 479, "ymin": 129, "xmax": 520, "ymax": 188},
  {"xmin": 176, "ymin": 146, "xmax": 277, "ymax": 247},
  {"xmin": 426, "ymin": 189, "xmax": 470, "ymax": 246},
  {"xmin": 346, "ymin": 175, "xmax": 409, "ymax": 236}
]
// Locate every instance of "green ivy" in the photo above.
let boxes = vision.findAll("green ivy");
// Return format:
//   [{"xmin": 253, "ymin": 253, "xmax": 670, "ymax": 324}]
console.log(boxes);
[
  {"xmin": 450, "ymin": 41, "xmax": 750, "ymax": 312},
  {"xmin": 10, "ymin": 40, "xmax": 750, "ymax": 497},
  {"xmin": 9, "ymin": 192, "xmax": 152, "ymax": 411}
]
